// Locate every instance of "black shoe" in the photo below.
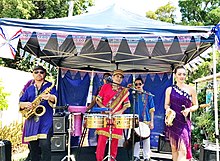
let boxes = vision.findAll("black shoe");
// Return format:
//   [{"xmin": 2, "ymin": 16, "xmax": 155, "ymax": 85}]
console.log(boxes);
[
  {"xmin": 134, "ymin": 157, "xmax": 140, "ymax": 161},
  {"xmin": 144, "ymin": 158, "xmax": 151, "ymax": 161}
]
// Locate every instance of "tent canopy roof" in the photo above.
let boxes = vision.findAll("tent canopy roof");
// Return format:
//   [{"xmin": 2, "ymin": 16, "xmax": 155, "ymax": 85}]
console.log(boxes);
[{"xmin": 0, "ymin": 4, "xmax": 215, "ymax": 72}]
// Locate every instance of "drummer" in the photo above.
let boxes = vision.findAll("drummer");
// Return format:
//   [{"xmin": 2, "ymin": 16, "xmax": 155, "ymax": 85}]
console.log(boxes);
[
  {"xmin": 86, "ymin": 72, "xmax": 112, "ymax": 146},
  {"xmin": 132, "ymin": 77, "xmax": 155, "ymax": 161},
  {"xmin": 95, "ymin": 69, "xmax": 130, "ymax": 161}
]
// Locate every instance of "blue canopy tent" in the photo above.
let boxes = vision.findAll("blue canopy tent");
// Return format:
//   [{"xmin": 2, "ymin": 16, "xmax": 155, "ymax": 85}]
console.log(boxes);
[
  {"xmin": 0, "ymin": 4, "xmax": 214, "ymax": 72},
  {"xmin": 0, "ymin": 4, "xmax": 215, "ymax": 148}
]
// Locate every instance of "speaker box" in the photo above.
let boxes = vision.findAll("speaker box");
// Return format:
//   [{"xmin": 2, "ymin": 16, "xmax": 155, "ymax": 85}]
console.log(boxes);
[
  {"xmin": 51, "ymin": 134, "xmax": 66, "ymax": 152},
  {"xmin": 53, "ymin": 116, "xmax": 67, "ymax": 134},
  {"xmin": 0, "ymin": 140, "xmax": 12, "ymax": 161},
  {"xmin": 157, "ymin": 134, "xmax": 171, "ymax": 153},
  {"xmin": 199, "ymin": 144, "xmax": 220, "ymax": 161}
]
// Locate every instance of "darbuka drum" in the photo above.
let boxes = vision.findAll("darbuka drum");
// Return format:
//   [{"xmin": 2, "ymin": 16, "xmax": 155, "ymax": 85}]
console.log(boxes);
[
  {"xmin": 71, "ymin": 113, "xmax": 83, "ymax": 136},
  {"xmin": 134, "ymin": 122, "xmax": 150, "ymax": 141},
  {"xmin": 113, "ymin": 114, "xmax": 139, "ymax": 129},
  {"xmin": 165, "ymin": 108, "xmax": 176, "ymax": 126},
  {"xmin": 83, "ymin": 114, "xmax": 108, "ymax": 128}
]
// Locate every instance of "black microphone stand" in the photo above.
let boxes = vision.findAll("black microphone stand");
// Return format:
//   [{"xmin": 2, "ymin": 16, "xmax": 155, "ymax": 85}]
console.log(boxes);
[
  {"xmin": 105, "ymin": 77, "xmax": 154, "ymax": 97},
  {"xmin": 105, "ymin": 78, "xmax": 154, "ymax": 161},
  {"xmin": 131, "ymin": 90, "xmax": 138, "ymax": 161}
]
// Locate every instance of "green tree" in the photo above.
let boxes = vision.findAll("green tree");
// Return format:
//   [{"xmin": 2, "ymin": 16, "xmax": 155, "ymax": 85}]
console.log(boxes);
[
  {"xmin": 179, "ymin": 0, "xmax": 220, "ymax": 26},
  {"xmin": 0, "ymin": 0, "xmax": 35, "ymax": 19},
  {"xmin": 187, "ymin": 51, "xmax": 220, "ymax": 83},
  {"xmin": 0, "ymin": 0, "xmax": 94, "ymax": 74},
  {"xmin": 146, "ymin": 2, "xmax": 176, "ymax": 23},
  {"xmin": 0, "ymin": 0, "xmax": 93, "ymax": 19},
  {"xmin": 0, "ymin": 79, "xmax": 10, "ymax": 111}
]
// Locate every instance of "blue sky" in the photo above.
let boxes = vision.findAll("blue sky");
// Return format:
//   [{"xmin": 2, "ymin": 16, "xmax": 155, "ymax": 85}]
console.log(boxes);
[{"xmin": 88, "ymin": 0, "xmax": 182, "ymax": 22}]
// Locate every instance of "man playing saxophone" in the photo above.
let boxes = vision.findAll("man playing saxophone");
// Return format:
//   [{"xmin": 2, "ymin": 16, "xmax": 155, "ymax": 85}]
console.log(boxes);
[{"xmin": 19, "ymin": 65, "xmax": 57, "ymax": 161}]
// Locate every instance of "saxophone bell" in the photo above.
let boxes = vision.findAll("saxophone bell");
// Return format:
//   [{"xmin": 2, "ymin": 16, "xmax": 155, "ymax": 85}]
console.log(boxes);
[{"xmin": 34, "ymin": 105, "xmax": 46, "ymax": 117}]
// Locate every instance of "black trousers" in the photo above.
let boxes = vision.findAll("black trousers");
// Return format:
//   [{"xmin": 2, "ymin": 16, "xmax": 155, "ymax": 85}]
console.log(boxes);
[{"xmin": 29, "ymin": 128, "xmax": 53, "ymax": 161}]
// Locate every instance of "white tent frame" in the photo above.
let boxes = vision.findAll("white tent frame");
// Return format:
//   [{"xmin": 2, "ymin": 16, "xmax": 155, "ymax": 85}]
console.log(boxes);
[{"xmin": 213, "ymin": 36, "xmax": 219, "ymax": 161}]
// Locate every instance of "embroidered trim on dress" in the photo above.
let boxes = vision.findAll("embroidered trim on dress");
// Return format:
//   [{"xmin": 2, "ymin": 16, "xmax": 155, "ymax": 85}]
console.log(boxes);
[
  {"xmin": 173, "ymin": 85, "xmax": 192, "ymax": 101},
  {"xmin": 96, "ymin": 130, "xmax": 122, "ymax": 139}
]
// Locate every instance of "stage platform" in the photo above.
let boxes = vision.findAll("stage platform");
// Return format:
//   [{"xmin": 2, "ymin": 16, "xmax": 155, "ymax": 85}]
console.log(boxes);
[{"xmin": 51, "ymin": 147, "xmax": 172, "ymax": 161}]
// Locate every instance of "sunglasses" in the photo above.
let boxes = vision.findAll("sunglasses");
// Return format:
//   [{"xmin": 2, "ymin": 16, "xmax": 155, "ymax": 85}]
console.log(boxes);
[
  {"xmin": 135, "ymin": 83, "xmax": 142, "ymax": 86},
  {"xmin": 34, "ymin": 71, "xmax": 45, "ymax": 74}
]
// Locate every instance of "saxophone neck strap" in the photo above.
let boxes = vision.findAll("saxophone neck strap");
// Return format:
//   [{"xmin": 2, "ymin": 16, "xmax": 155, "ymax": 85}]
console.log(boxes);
[{"xmin": 35, "ymin": 81, "xmax": 45, "ymax": 96}]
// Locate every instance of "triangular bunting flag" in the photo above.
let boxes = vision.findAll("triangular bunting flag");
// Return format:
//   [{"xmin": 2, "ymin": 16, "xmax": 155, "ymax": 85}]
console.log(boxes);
[
  {"xmin": 157, "ymin": 73, "xmax": 164, "ymax": 81},
  {"xmin": 184, "ymin": 63, "xmax": 192, "ymax": 72},
  {"xmin": 167, "ymin": 73, "xmax": 173, "ymax": 80},
  {"xmin": 126, "ymin": 37, "xmax": 139, "ymax": 54},
  {"xmin": 36, "ymin": 32, "xmax": 52, "ymax": 51},
  {"xmin": 0, "ymin": 26, "xmax": 22, "ymax": 59},
  {"xmin": 57, "ymin": 33, "xmax": 68, "ymax": 47},
  {"xmin": 35, "ymin": 58, "xmax": 41, "ymax": 65},
  {"xmin": 41, "ymin": 60, "xmax": 45, "ymax": 66},
  {"xmin": 194, "ymin": 35, "xmax": 201, "ymax": 49},
  {"xmin": 177, "ymin": 35, "xmax": 192, "ymax": 53},
  {"xmin": 149, "ymin": 73, "xmax": 156, "ymax": 82},
  {"xmin": 49, "ymin": 64, "xmax": 53, "ymax": 71},
  {"xmin": 161, "ymin": 36, "xmax": 174, "ymax": 53},
  {"xmin": 91, "ymin": 36, "xmax": 101, "ymax": 50},
  {"xmin": 61, "ymin": 69, "xmax": 68, "ymax": 78},
  {"xmin": 29, "ymin": 55, "xmax": 35, "ymax": 63},
  {"xmin": 108, "ymin": 37, "xmax": 121, "ymax": 56},
  {"xmin": 23, "ymin": 52, "xmax": 29, "ymax": 59},
  {"xmin": 72, "ymin": 35, "xmax": 87, "ymax": 54},
  {"xmin": 20, "ymin": 31, "xmax": 32, "ymax": 48},
  {"xmin": 143, "ymin": 36, "xmax": 158, "ymax": 55},
  {"xmin": 20, "ymin": 49, "xmax": 25, "ymax": 58}
]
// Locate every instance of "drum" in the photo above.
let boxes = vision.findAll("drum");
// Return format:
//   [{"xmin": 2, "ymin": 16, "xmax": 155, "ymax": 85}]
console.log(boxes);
[
  {"xmin": 83, "ymin": 114, "xmax": 108, "ymax": 128},
  {"xmin": 165, "ymin": 108, "xmax": 176, "ymax": 126},
  {"xmin": 68, "ymin": 106, "xmax": 87, "ymax": 113},
  {"xmin": 134, "ymin": 122, "xmax": 150, "ymax": 141},
  {"xmin": 71, "ymin": 113, "xmax": 82, "ymax": 136},
  {"xmin": 113, "ymin": 114, "xmax": 139, "ymax": 129}
]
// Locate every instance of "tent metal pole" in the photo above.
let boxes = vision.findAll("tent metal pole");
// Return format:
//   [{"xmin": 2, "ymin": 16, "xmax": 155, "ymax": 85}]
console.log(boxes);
[
  {"xmin": 213, "ymin": 36, "xmax": 219, "ymax": 161},
  {"xmin": 68, "ymin": 1, "xmax": 74, "ymax": 17},
  {"xmin": 86, "ymin": 70, "xmax": 94, "ymax": 106}
]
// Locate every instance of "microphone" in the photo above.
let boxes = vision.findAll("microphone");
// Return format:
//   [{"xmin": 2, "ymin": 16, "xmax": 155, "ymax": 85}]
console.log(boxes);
[
  {"xmin": 130, "ymin": 87, "xmax": 155, "ymax": 97},
  {"xmin": 182, "ymin": 105, "xmax": 188, "ymax": 122},
  {"xmin": 104, "ymin": 76, "xmax": 113, "ymax": 83},
  {"xmin": 142, "ymin": 90, "xmax": 155, "ymax": 97}
]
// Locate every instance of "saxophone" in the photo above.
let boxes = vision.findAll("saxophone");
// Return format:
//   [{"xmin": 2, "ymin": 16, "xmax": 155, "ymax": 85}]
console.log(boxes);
[{"xmin": 21, "ymin": 82, "xmax": 55, "ymax": 119}]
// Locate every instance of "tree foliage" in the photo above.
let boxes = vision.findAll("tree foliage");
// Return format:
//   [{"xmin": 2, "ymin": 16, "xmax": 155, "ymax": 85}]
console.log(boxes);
[
  {"xmin": 179, "ymin": 0, "xmax": 220, "ymax": 25},
  {"xmin": 0, "ymin": 0, "xmax": 93, "ymax": 19},
  {"xmin": 187, "ymin": 51, "xmax": 220, "ymax": 83},
  {"xmin": 146, "ymin": 2, "xmax": 176, "ymax": 23},
  {"xmin": 0, "ymin": 0, "xmax": 94, "ymax": 75},
  {"xmin": 0, "ymin": 79, "xmax": 10, "ymax": 111}
]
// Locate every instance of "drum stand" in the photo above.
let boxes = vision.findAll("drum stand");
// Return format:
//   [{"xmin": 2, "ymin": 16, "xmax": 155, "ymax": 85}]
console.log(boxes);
[
  {"xmin": 76, "ymin": 126, "xmax": 88, "ymax": 159},
  {"xmin": 61, "ymin": 113, "xmax": 75, "ymax": 161},
  {"xmin": 103, "ymin": 113, "xmax": 116, "ymax": 161}
]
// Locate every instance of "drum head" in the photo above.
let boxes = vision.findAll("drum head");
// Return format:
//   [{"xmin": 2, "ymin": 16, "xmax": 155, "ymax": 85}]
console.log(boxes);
[{"xmin": 134, "ymin": 122, "xmax": 150, "ymax": 138}]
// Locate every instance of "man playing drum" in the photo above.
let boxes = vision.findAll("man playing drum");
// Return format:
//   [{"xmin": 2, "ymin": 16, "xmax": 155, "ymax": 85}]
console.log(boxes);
[
  {"xmin": 95, "ymin": 69, "xmax": 130, "ymax": 161},
  {"xmin": 132, "ymin": 77, "xmax": 155, "ymax": 161}
]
